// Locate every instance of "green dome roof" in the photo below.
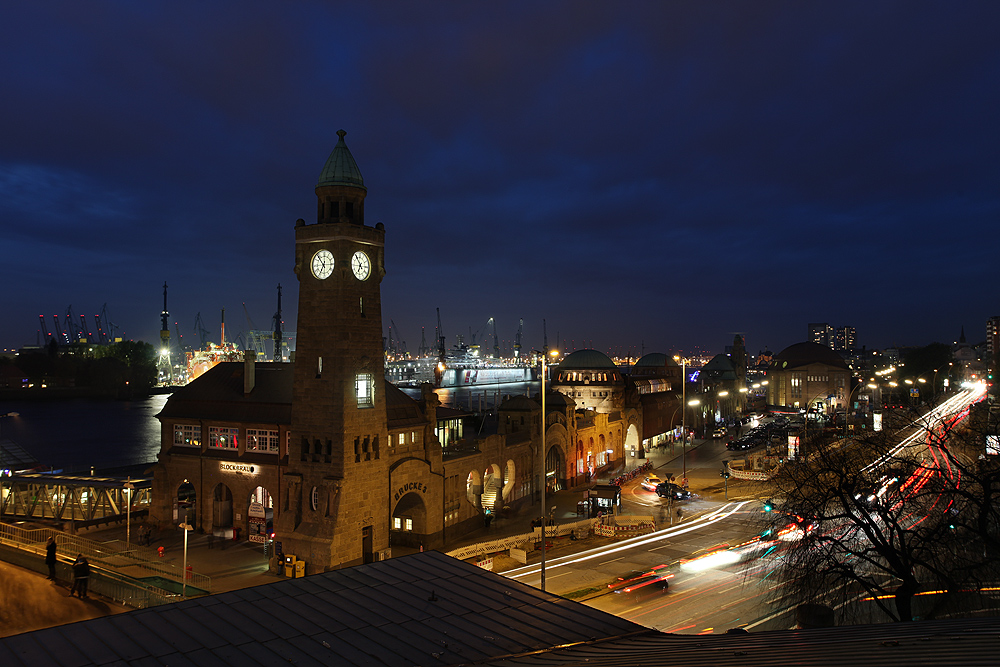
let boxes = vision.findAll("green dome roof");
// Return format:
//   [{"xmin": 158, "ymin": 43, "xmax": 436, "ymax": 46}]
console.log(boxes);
[
  {"xmin": 559, "ymin": 349, "xmax": 617, "ymax": 370},
  {"xmin": 634, "ymin": 353, "xmax": 678, "ymax": 368},
  {"xmin": 317, "ymin": 129, "xmax": 366, "ymax": 190}
]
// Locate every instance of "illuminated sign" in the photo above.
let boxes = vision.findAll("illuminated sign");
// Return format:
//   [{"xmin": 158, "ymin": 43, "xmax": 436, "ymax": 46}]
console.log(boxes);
[{"xmin": 220, "ymin": 462, "xmax": 258, "ymax": 475}]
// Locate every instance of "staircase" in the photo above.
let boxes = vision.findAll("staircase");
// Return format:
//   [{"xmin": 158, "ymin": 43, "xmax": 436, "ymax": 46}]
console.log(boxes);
[{"xmin": 480, "ymin": 474, "xmax": 502, "ymax": 512}]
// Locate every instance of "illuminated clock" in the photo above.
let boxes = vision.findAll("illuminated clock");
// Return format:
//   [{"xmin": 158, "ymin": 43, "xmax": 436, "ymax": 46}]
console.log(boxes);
[
  {"xmin": 311, "ymin": 249, "xmax": 334, "ymax": 279},
  {"xmin": 351, "ymin": 251, "xmax": 370, "ymax": 280}
]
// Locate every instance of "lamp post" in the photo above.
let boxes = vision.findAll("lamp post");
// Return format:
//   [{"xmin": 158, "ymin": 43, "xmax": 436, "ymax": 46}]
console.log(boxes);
[
  {"xmin": 674, "ymin": 356, "xmax": 687, "ymax": 477},
  {"xmin": 0, "ymin": 412, "xmax": 20, "ymax": 518},
  {"xmin": 124, "ymin": 478, "xmax": 135, "ymax": 546},
  {"xmin": 179, "ymin": 521, "xmax": 193, "ymax": 597},
  {"xmin": 537, "ymin": 348, "xmax": 558, "ymax": 592}
]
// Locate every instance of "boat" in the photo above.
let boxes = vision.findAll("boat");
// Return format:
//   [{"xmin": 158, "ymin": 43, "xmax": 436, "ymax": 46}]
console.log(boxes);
[{"xmin": 385, "ymin": 345, "xmax": 532, "ymax": 388}]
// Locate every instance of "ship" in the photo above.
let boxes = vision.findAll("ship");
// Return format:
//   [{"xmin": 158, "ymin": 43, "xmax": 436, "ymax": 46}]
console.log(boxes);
[{"xmin": 385, "ymin": 345, "xmax": 533, "ymax": 388}]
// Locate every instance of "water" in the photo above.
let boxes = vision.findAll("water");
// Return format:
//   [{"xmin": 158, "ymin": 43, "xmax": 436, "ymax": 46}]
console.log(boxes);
[
  {"xmin": 0, "ymin": 381, "xmax": 536, "ymax": 474},
  {"xmin": 0, "ymin": 395, "xmax": 169, "ymax": 474}
]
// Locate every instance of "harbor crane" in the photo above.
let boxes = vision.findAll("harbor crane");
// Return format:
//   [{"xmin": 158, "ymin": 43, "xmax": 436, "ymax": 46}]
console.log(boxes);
[
  {"xmin": 418, "ymin": 327, "xmax": 429, "ymax": 357},
  {"xmin": 435, "ymin": 308, "xmax": 446, "ymax": 387},
  {"xmin": 513, "ymin": 318, "xmax": 523, "ymax": 358},
  {"xmin": 193, "ymin": 312, "xmax": 211, "ymax": 349},
  {"xmin": 272, "ymin": 284, "xmax": 284, "ymax": 362},
  {"xmin": 490, "ymin": 317, "xmax": 500, "ymax": 359}
]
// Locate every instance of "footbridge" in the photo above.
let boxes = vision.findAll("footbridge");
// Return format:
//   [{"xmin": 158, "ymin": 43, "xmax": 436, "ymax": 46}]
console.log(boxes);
[{"xmin": 0, "ymin": 473, "xmax": 151, "ymax": 526}]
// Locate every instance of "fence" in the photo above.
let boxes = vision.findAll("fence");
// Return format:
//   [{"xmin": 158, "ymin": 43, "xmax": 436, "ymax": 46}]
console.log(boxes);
[
  {"xmin": 0, "ymin": 521, "xmax": 210, "ymax": 606},
  {"xmin": 445, "ymin": 517, "xmax": 598, "ymax": 561},
  {"xmin": 592, "ymin": 515, "xmax": 655, "ymax": 538}
]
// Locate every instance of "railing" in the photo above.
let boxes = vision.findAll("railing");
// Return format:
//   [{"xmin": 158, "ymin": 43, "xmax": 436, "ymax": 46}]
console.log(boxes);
[
  {"xmin": 593, "ymin": 514, "xmax": 655, "ymax": 538},
  {"xmin": 0, "ymin": 521, "xmax": 211, "ymax": 602},
  {"xmin": 445, "ymin": 517, "xmax": 598, "ymax": 561}
]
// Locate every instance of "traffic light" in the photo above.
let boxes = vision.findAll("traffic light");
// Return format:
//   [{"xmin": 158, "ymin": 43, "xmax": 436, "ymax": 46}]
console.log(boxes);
[
  {"xmin": 720, "ymin": 469, "xmax": 731, "ymax": 479},
  {"xmin": 763, "ymin": 499, "xmax": 773, "ymax": 513}
]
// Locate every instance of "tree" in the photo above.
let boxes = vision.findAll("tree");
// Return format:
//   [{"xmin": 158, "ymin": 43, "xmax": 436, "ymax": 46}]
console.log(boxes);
[{"xmin": 753, "ymin": 399, "xmax": 999, "ymax": 624}]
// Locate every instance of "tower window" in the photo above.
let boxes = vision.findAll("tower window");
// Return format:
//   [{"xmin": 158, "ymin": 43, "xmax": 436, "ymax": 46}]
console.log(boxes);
[
  {"xmin": 317, "ymin": 356, "xmax": 323, "ymax": 378},
  {"xmin": 356, "ymin": 373, "xmax": 373, "ymax": 407}
]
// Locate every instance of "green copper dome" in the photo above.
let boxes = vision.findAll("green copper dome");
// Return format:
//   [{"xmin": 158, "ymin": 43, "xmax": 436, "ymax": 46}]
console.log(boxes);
[{"xmin": 317, "ymin": 129, "xmax": 366, "ymax": 190}]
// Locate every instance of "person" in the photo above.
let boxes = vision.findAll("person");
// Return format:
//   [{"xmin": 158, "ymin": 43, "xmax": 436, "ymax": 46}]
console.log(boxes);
[
  {"xmin": 681, "ymin": 476, "xmax": 689, "ymax": 490},
  {"xmin": 45, "ymin": 537, "xmax": 57, "ymax": 580},
  {"xmin": 70, "ymin": 554, "xmax": 90, "ymax": 598}
]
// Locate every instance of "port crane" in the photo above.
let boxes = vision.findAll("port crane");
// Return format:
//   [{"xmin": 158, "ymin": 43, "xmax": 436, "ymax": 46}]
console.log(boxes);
[
  {"xmin": 418, "ymin": 327, "xmax": 429, "ymax": 357},
  {"xmin": 435, "ymin": 308, "xmax": 446, "ymax": 387},
  {"xmin": 272, "ymin": 284, "xmax": 284, "ymax": 362},
  {"xmin": 193, "ymin": 312, "xmax": 211, "ymax": 349},
  {"xmin": 513, "ymin": 318, "xmax": 523, "ymax": 358}
]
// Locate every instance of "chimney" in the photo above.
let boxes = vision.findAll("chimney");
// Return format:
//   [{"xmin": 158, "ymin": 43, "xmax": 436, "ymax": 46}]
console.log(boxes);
[{"xmin": 244, "ymin": 350, "xmax": 256, "ymax": 395}]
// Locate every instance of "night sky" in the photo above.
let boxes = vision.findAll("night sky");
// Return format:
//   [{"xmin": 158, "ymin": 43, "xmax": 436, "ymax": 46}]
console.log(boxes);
[{"xmin": 3, "ymin": 2, "xmax": 998, "ymax": 360}]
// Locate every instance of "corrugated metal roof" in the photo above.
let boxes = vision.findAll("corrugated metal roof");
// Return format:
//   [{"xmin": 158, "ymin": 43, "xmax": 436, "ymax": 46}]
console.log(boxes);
[
  {"xmin": 0, "ymin": 551, "xmax": 642, "ymax": 666},
  {"xmin": 5, "ymin": 550, "xmax": 999, "ymax": 666}
]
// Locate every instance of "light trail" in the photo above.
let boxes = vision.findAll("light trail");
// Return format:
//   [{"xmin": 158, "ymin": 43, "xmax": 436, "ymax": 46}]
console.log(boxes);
[{"xmin": 502, "ymin": 500, "xmax": 752, "ymax": 580}]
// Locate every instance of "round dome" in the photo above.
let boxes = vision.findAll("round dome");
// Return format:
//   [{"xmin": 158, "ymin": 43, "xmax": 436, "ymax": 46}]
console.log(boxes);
[
  {"xmin": 501, "ymin": 395, "xmax": 539, "ymax": 411},
  {"xmin": 546, "ymin": 391, "xmax": 575, "ymax": 407},
  {"xmin": 559, "ymin": 349, "xmax": 617, "ymax": 370},
  {"xmin": 633, "ymin": 353, "xmax": 679, "ymax": 368},
  {"xmin": 772, "ymin": 342, "xmax": 848, "ymax": 370}
]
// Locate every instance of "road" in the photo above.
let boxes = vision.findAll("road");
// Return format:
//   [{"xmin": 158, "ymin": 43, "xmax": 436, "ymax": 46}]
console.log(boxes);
[{"xmin": 501, "ymin": 385, "xmax": 988, "ymax": 634}]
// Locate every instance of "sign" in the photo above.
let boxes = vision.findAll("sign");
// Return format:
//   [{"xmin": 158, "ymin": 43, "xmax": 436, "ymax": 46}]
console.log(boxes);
[
  {"xmin": 220, "ymin": 462, "xmax": 258, "ymax": 475},
  {"xmin": 393, "ymin": 480, "xmax": 428, "ymax": 502},
  {"xmin": 248, "ymin": 501, "xmax": 265, "ymax": 518}
]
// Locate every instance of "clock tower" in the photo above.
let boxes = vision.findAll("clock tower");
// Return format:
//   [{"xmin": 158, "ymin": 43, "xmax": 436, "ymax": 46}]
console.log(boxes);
[{"xmin": 278, "ymin": 130, "xmax": 389, "ymax": 571}]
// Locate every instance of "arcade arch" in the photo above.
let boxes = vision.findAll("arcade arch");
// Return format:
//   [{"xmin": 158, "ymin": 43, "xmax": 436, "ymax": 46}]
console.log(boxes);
[
  {"xmin": 501, "ymin": 460, "xmax": 515, "ymax": 501},
  {"xmin": 466, "ymin": 469, "xmax": 482, "ymax": 507}
]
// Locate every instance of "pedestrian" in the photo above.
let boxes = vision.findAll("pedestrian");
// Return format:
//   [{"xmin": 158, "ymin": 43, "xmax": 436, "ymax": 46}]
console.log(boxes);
[
  {"xmin": 681, "ymin": 476, "xmax": 689, "ymax": 490},
  {"xmin": 45, "ymin": 537, "xmax": 57, "ymax": 580},
  {"xmin": 70, "ymin": 554, "xmax": 89, "ymax": 598}
]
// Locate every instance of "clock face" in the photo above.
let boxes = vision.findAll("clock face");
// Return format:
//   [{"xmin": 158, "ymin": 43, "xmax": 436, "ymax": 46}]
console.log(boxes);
[
  {"xmin": 311, "ymin": 249, "xmax": 334, "ymax": 280},
  {"xmin": 351, "ymin": 251, "xmax": 371, "ymax": 280}
]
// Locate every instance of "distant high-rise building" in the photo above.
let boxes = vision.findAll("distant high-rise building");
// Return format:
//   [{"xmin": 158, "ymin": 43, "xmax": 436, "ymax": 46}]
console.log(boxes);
[
  {"xmin": 808, "ymin": 323, "xmax": 834, "ymax": 348},
  {"xmin": 987, "ymin": 316, "xmax": 1000, "ymax": 372},
  {"xmin": 834, "ymin": 326, "xmax": 856, "ymax": 352}
]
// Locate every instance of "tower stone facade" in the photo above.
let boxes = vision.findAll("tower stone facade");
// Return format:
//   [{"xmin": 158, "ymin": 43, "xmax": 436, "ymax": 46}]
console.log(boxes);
[{"xmin": 277, "ymin": 130, "xmax": 390, "ymax": 571}]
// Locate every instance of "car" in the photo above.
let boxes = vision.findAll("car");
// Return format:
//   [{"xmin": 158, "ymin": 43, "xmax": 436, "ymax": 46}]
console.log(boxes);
[
  {"xmin": 655, "ymin": 482, "xmax": 692, "ymax": 500},
  {"xmin": 608, "ymin": 568, "xmax": 672, "ymax": 599},
  {"xmin": 712, "ymin": 427, "xmax": 727, "ymax": 438},
  {"xmin": 640, "ymin": 475, "xmax": 662, "ymax": 491}
]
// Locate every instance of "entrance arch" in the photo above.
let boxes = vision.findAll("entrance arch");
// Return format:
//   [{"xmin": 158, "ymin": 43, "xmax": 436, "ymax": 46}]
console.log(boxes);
[
  {"xmin": 212, "ymin": 483, "xmax": 233, "ymax": 534},
  {"xmin": 391, "ymin": 492, "xmax": 427, "ymax": 548},
  {"xmin": 545, "ymin": 445, "xmax": 565, "ymax": 493},
  {"xmin": 625, "ymin": 423, "xmax": 640, "ymax": 459}
]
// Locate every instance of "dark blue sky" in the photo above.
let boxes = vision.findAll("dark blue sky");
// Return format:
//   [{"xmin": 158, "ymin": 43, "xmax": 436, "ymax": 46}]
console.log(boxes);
[{"xmin": 3, "ymin": 2, "xmax": 998, "ymax": 359}]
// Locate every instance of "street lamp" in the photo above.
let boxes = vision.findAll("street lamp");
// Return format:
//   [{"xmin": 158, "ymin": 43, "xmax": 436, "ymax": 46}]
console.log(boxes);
[
  {"xmin": 124, "ymin": 478, "xmax": 135, "ymax": 547},
  {"xmin": 684, "ymin": 399, "xmax": 700, "ymax": 477},
  {"xmin": 674, "ymin": 356, "xmax": 688, "ymax": 477},
  {"xmin": 0, "ymin": 412, "xmax": 20, "ymax": 518},
  {"xmin": 179, "ymin": 521, "xmax": 194, "ymax": 597},
  {"xmin": 537, "ymin": 348, "xmax": 558, "ymax": 592}
]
